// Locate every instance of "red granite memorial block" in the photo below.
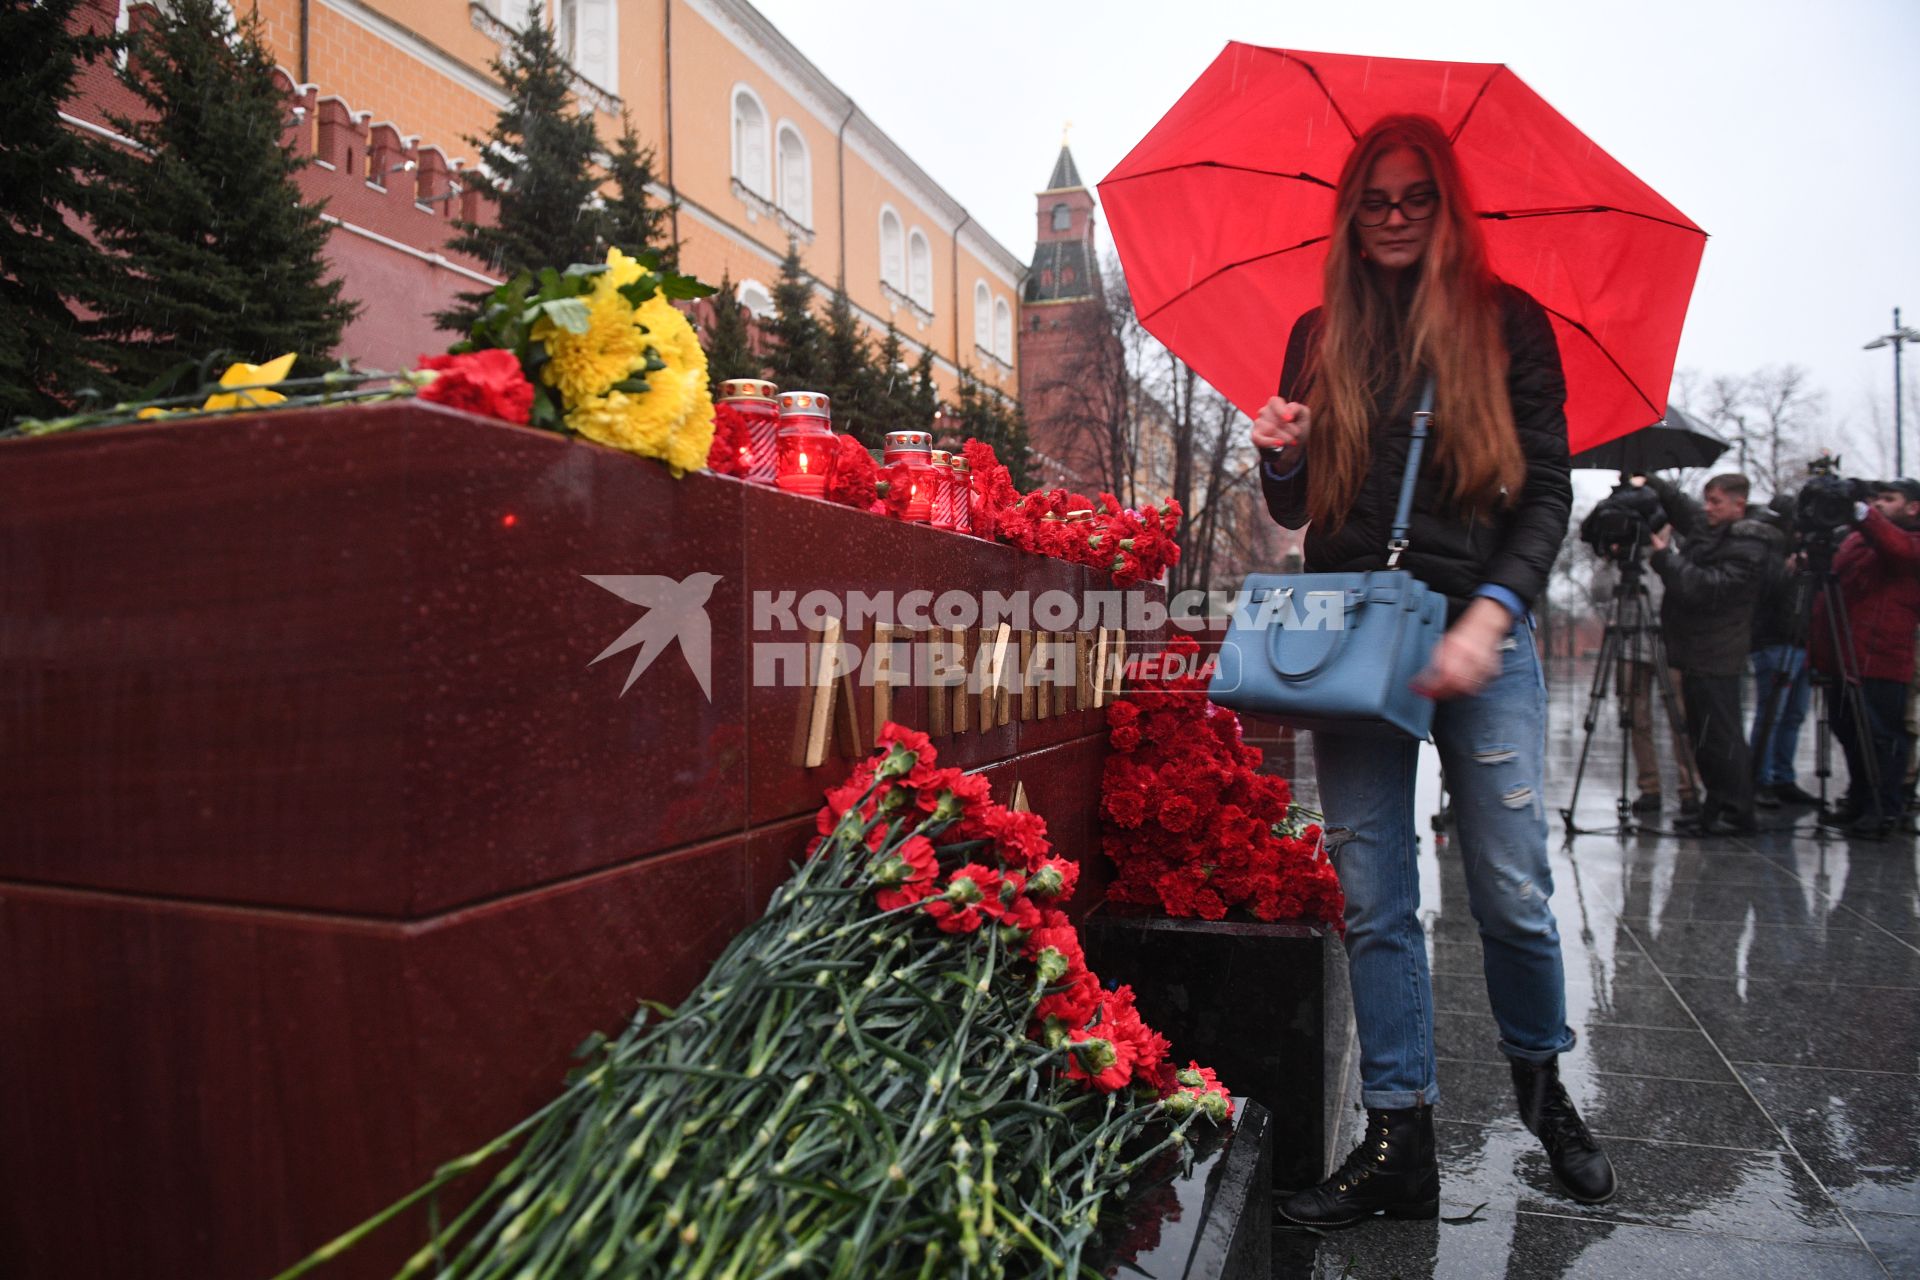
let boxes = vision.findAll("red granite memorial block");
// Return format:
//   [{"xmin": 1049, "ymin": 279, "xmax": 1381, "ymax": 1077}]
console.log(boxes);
[{"xmin": 0, "ymin": 403, "xmax": 1142, "ymax": 1280}]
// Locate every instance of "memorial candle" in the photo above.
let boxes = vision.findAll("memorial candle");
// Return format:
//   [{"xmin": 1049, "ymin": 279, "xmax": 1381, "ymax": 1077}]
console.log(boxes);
[
  {"xmin": 775, "ymin": 391, "xmax": 835, "ymax": 497},
  {"xmin": 717, "ymin": 379, "xmax": 780, "ymax": 484},
  {"xmin": 948, "ymin": 457, "xmax": 975, "ymax": 535},
  {"xmin": 882, "ymin": 430, "xmax": 935, "ymax": 523},
  {"xmin": 929, "ymin": 449, "xmax": 956, "ymax": 530}
]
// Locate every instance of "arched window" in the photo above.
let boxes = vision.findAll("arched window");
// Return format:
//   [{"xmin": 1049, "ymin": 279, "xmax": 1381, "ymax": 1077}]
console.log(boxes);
[
  {"xmin": 907, "ymin": 228, "xmax": 932, "ymax": 311},
  {"xmin": 993, "ymin": 297, "xmax": 1012, "ymax": 363},
  {"xmin": 559, "ymin": 0, "xmax": 617, "ymax": 94},
  {"xmin": 878, "ymin": 207, "xmax": 904, "ymax": 290},
  {"xmin": 974, "ymin": 281, "xmax": 991, "ymax": 350},
  {"xmin": 1051, "ymin": 202, "xmax": 1071, "ymax": 232},
  {"xmin": 731, "ymin": 86, "xmax": 769, "ymax": 198},
  {"xmin": 775, "ymin": 123, "xmax": 810, "ymax": 227},
  {"xmin": 737, "ymin": 279, "xmax": 774, "ymax": 320}
]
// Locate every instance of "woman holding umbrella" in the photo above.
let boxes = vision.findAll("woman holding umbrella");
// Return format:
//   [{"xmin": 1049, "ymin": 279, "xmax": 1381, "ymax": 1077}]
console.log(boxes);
[{"xmin": 1253, "ymin": 115, "xmax": 1615, "ymax": 1223}]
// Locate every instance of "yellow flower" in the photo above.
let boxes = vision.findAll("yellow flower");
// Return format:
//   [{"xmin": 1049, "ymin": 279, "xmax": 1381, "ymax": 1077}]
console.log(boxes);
[
  {"xmin": 539, "ymin": 247, "xmax": 716, "ymax": 477},
  {"xmin": 566, "ymin": 388, "xmax": 675, "ymax": 458},
  {"xmin": 532, "ymin": 247, "xmax": 654, "ymax": 406},
  {"xmin": 565, "ymin": 294, "xmax": 715, "ymax": 477},
  {"xmin": 202, "ymin": 353, "xmax": 297, "ymax": 411}
]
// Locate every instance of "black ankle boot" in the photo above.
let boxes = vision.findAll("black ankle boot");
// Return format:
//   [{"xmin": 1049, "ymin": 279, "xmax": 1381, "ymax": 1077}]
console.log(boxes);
[
  {"xmin": 1277, "ymin": 1104, "xmax": 1439, "ymax": 1228},
  {"xmin": 1510, "ymin": 1057, "xmax": 1616, "ymax": 1203}
]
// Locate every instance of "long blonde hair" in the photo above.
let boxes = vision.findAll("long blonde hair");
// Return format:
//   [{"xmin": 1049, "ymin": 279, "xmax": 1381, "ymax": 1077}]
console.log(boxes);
[{"xmin": 1304, "ymin": 114, "xmax": 1525, "ymax": 529}]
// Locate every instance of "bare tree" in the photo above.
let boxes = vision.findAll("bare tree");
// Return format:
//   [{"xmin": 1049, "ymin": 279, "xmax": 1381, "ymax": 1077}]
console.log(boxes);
[{"xmin": 1745, "ymin": 364, "xmax": 1826, "ymax": 496}]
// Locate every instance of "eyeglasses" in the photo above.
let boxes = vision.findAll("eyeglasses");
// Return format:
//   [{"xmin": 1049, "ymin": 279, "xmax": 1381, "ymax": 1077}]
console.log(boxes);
[{"xmin": 1356, "ymin": 191, "xmax": 1440, "ymax": 228}]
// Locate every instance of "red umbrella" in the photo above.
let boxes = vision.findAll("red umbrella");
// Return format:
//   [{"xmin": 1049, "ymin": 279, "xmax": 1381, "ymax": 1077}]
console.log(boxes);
[{"xmin": 1098, "ymin": 44, "xmax": 1706, "ymax": 453}]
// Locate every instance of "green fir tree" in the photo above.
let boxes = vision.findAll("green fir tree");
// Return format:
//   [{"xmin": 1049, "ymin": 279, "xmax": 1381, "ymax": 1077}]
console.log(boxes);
[
  {"xmin": 81, "ymin": 0, "xmax": 355, "ymax": 396},
  {"xmin": 436, "ymin": 11, "xmax": 602, "ymax": 332},
  {"xmin": 599, "ymin": 114, "xmax": 677, "ymax": 266},
  {"xmin": 701, "ymin": 270, "xmax": 761, "ymax": 385},
  {"xmin": 949, "ymin": 369, "xmax": 1032, "ymax": 490},
  {"xmin": 0, "ymin": 0, "xmax": 118, "ymax": 425},
  {"xmin": 817, "ymin": 285, "xmax": 880, "ymax": 445},
  {"xmin": 763, "ymin": 239, "xmax": 821, "ymax": 392},
  {"xmin": 907, "ymin": 346, "xmax": 939, "ymax": 431},
  {"xmin": 866, "ymin": 321, "xmax": 922, "ymax": 439}
]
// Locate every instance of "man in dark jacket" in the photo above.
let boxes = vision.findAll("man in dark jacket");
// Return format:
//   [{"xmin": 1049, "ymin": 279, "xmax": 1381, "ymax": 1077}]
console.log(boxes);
[
  {"xmin": 1809, "ymin": 479, "xmax": 1920, "ymax": 835},
  {"xmin": 1647, "ymin": 473, "xmax": 1778, "ymax": 834}
]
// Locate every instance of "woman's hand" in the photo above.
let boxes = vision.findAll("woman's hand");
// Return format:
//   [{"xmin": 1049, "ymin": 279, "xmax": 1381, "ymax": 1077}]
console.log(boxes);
[
  {"xmin": 1412, "ymin": 598, "xmax": 1512, "ymax": 700},
  {"xmin": 1252, "ymin": 397, "xmax": 1312, "ymax": 452}
]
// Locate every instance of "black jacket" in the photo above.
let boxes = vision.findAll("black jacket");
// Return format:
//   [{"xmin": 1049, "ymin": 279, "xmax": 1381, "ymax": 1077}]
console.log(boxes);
[
  {"xmin": 1259, "ymin": 283, "xmax": 1573, "ymax": 619},
  {"xmin": 1646, "ymin": 478, "xmax": 1781, "ymax": 676}
]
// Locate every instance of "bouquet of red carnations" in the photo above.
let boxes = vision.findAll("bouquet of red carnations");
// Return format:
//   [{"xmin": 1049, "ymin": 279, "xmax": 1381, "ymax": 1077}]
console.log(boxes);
[
  {"xmin": 279, "ymin": 725, "xmax": 1228, "ymax": 1280},
  {"xmin": 1101, "ymin": 634, "xmax": 1345, "ymax": 926}
]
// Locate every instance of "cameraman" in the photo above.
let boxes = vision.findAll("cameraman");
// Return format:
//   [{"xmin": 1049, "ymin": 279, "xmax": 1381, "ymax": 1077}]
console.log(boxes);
[
  {"xmin": 1809, "ymin": 479, "xmax": 1920, "ymax": 835},
  {"xmin": 1645, "ymin": 473, "xmax": 1780, "ymax": 834},
  {"xmin": 1580, "ymin": 483, "xmax": 1700, "ymax": 816}
]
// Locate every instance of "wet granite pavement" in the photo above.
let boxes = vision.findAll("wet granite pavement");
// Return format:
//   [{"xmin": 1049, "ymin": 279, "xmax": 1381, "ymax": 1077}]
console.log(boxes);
[{"xmin": 1276, "ymin": 663, "xmax": 1920, "ymax": 1279}]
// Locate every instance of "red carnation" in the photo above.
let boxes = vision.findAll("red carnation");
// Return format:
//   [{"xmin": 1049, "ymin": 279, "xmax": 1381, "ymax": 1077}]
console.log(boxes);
[
  {"xmin": 1066, "ymin": 1028, "xmax": 1135, "ymax": 1093},
  {"xmin": 876, "ymin": 461, "xmax": 916, "ymax": 519},
  {"xmin": 416, "ymin": 350, "xmax": 535, "ymax": 425},
  {"xmin": 1103, "ymin": 787, "xmax": 1146, "ymax": 829},
  {"xmin": 978, "ymin": 805, "xmax": 1050, "ymax": 870},
  {"xmin": 706, "ymin": 402, "xmax": 754, "ymax": 475},
  {"xmin": 923, "ymin": 863, "xmax": 1003, "ymax": 933},
  {"xmin": 1156, "ymin": 794, "xmax": 1199, "ymax": 833},
  {"xmin": 827, "ymin": 434, "xmax": 879, "ymax": 508},
  {"xmin": 874, "ymin": 834, "xmax": 939, "ymax": 910}
]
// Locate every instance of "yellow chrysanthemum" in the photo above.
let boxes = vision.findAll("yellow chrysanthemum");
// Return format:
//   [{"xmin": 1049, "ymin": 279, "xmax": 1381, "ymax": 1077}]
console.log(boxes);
[
  {"xmin": 543, "ymin": 247, "xmax": 716, "ymax": 476},
  {"xmin": 602, "ymin": 245, "xmax": 645, "ymax": 290},
  {"xmin": 534, "ymin": 290, "xmax": 646, "ymax": 406},
  {"xmin": 532, "ymin": 247, "xmax": 666, "ymax": 406},
  {"xmin": 663, "ymin": 376, "xmax": 716, "ymax": 476},
  {"xmin": 567, "ymin": 388, "xmax": 675, "ymax": 458}
]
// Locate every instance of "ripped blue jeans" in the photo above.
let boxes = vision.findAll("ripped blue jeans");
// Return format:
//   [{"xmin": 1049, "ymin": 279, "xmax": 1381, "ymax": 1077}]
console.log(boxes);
[{"xmin": 1312, "ymin": 615, "xmax": 1575, "ymax": 1110}]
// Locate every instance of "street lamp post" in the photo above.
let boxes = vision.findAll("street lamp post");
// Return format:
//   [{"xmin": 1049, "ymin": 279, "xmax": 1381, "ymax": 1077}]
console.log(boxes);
[{"xmin": 1864, "ymin": 307, "xmax": 1920, "ymax": 477}]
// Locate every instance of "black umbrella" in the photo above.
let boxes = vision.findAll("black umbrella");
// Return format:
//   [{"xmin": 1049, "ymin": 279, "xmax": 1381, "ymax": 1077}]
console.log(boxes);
[{"xmin": 1569, "ymin": 404, "xmax": 1730, "ymax": 473}]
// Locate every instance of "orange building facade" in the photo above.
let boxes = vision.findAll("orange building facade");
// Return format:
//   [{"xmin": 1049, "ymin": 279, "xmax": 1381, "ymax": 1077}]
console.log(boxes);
[{"xmin": 71, "ymin": 0, "xmax": 1028, "ymax": 403}]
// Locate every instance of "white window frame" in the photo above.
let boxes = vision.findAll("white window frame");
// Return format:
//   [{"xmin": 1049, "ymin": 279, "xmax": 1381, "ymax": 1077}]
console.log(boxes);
[
  {"xmin": 730, "ymin": 84, "xmax": 771, "ymax": 200},
  {"xmin": 737, "ymin": 278, "xmax": 774, "ymax": 320},
  {"xmin": 993, "ymin": 298, "xmax": 1013, "ymax": 364},
  {"xmin": 774, "ymin": 121, "xmax": 811, "ymax": 231},
  {"xmin": 558, "ymin": 0, "xmax": 617, "ymax": 96},
  {"xmin": 974, "ymin": 281, "xmax": 992, "ymax": 351},
  {"xmin": 906, "ymin": 227, "xmax": 932, "ymax": 312},
  {"xmin": 878, "ymin": 206, "xmax": 905, "ymax": 292}
]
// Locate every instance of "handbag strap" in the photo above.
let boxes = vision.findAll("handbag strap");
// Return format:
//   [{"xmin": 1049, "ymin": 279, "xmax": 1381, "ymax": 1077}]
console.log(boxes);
[{"xmin": 1386, "ymin": 376, "xmax": 1437, "ymax": 570}]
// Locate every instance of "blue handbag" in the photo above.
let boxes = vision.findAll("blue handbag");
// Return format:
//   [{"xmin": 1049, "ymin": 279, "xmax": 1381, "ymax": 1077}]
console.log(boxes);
[{"xmin": 1208, "ymin": 380, "xmax": 1448, "ymax": 740}]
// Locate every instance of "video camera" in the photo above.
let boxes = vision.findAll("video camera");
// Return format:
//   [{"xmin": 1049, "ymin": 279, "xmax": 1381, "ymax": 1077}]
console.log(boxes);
[
  {"xmin": 1793, "ymin": 454, "xmax": 1874, "ymax": 539},
  {"xmin": 1580, "ymin": 479, "xmax": 1669, "ymax": 565}
]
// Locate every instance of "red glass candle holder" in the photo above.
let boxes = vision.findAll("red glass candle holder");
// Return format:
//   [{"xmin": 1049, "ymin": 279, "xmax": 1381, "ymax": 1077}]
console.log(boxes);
[
  {"xmin": 929, "ymin": 449, "xmax": 957, "ymax": 529},
  {"xmin": 776, "ymin": 390, "xmax": 836, "ymax": 497},
  {"xmin": 883, "ymin": 430, "xmax": 935, "ymax": 523},
  {"xmin": 948, "ymin": 457, "xmax": 975, "ymax": 535},
  {"xmin": 718, "ymin": 378, "xmax": 779, "ymax": 484}
]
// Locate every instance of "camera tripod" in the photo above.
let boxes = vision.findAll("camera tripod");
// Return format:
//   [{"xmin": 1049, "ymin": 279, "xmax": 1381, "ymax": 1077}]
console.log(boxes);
[
  {"xmin": 1779, "ymin": 542, "xmax": 1885, "ymax": 835},
  {"xmin": 1559, "ymin": 556, "xmax": 1697, "ymax": 835}
]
